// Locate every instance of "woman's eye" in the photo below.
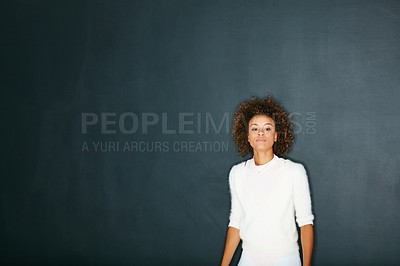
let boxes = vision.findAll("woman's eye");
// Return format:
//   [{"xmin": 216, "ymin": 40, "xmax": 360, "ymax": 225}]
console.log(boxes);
[
  {"xmin": 251, "ymin": 128, "xmax": 258, "ymax": 131},
  {"xmin": 265, "ymin": 128, "xmax": 271, "ymax": 131}
]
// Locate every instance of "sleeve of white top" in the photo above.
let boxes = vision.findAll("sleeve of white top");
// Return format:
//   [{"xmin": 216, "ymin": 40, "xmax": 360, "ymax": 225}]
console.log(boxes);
[
  {"xmin": 293, "ymin": 163, "xmax": 314, "ymax": 227},
  {"xmin": 228, "ymin": 166, "xmax": 241, "ymax": 229}
]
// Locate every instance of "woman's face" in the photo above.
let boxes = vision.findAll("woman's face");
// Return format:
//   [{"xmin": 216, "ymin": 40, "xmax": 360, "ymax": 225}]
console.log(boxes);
[{"xmin": 247, "ymin": 115, "xmax": 278, "ymax": 153}]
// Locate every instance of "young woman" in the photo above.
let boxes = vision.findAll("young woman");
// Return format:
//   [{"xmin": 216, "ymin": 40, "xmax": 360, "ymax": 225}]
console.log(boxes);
[{"xmin": 221, "ymin": 95, "xmax": 314, "ymax": 266}]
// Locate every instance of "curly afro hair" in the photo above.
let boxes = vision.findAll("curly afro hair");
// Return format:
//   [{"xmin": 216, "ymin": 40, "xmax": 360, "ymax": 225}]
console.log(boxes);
[{"xmin": 232, "ymin": 95, "xmax": 294, "ymax": 158}]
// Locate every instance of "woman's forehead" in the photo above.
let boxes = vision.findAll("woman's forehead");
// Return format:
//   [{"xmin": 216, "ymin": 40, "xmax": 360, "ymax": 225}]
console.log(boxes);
[{"xmin": 249, "ymin": 114, "xmax": 274, "ymax": 125}]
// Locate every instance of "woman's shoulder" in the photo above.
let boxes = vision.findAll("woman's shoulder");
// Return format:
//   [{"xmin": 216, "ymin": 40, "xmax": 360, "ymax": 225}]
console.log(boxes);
[
  {"xmin": 280, "ymin": 157, "xmax": 306, "ymax": 172},
  {"xmin": 229, "ymin": 158, "xmax": 250, "ymax": 175},
  {"xmin": 231, "ymin": 159, "xmax": 248, "ymax": 170}
]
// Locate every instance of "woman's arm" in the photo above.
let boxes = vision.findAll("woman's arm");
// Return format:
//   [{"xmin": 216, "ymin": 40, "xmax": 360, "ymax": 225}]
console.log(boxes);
[
  {"xmin": 292, "ymin": 163, "xmax": 314, "ymax": 265},
  {"xmin": 221, "ymin": 226, "xmax": 241, "ymax": 266},
  {"xmin": 300, "ymin": 224, "xmax": 314, "ymax": 266},
  {"xmin": 222, "ymin": 167, "xmax": 241, "ymax": 265}
]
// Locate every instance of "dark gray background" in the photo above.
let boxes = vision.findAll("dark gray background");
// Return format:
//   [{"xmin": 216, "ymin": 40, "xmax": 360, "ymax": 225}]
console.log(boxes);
[{"xmin": 2, "ymin": 0, "xmax": 400, "ymax": 265}]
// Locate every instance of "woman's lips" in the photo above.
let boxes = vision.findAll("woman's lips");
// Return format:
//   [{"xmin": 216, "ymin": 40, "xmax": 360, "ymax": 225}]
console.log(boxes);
[{"xmin": 256, "ymin": 139, "xmax": 266, "ymax": 142}]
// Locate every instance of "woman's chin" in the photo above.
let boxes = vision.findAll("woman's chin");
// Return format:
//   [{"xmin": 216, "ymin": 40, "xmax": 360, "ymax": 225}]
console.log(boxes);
[{"xmin": 253, "ymin": 146, "xmax": 273, "ymax": 152}]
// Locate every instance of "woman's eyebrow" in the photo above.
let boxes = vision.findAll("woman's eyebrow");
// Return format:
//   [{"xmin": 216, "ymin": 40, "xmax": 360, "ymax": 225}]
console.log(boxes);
[{"xmin": 250, "ymin": 123, "xmax": 273, "ymax": 126}]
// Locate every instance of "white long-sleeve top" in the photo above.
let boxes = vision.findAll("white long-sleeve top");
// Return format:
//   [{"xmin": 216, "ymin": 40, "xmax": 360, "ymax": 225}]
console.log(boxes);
[{"xmin": 228, "ymin": 154, "xmax": 314, "ymax": 255}]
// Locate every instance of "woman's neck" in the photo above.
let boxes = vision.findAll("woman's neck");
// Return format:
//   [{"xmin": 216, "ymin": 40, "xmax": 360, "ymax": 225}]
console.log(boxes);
[{"xmin": 253, "ymin": 150, "xmax": 274, "ymax": 166}]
